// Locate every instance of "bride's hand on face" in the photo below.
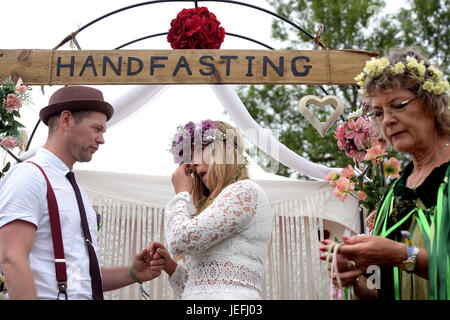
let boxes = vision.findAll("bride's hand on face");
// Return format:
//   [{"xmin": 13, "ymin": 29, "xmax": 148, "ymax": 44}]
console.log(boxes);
[{"xmin": 172, "ymin": 163, "xmax": 194, "ymax": 194}]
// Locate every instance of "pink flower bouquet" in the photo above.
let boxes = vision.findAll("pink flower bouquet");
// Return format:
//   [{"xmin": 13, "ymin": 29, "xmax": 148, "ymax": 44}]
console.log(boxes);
[{"xmin": 327, "ymin": 106, "xmax": 401, "ymax": 223}]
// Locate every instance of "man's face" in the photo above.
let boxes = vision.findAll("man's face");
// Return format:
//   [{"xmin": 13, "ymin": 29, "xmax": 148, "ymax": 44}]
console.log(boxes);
[{"xmin": 66, "ymin": 111, "xmax": 107, "ymax": 163}]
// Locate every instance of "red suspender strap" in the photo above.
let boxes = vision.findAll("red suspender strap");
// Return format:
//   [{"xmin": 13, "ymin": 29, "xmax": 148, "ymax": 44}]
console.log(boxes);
[{"xmin": 26, "ymin": 161, "xmax": 68, "ymax": 300}]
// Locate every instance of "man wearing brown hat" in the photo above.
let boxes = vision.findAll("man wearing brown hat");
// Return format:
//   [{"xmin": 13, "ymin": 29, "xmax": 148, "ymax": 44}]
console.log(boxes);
[{"xmin": 0, "ymin": 86, "xmax": 164, "ymax": 299}]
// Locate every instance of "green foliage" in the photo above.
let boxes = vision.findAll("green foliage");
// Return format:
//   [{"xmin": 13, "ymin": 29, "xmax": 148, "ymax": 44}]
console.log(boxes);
[
  {"xmin": 237, "ymin": 0, "xmax": 447, "ymax": 178},
  {"xmin": 395, "ymin": 0, "xmax": 449, "ymax": 75}
]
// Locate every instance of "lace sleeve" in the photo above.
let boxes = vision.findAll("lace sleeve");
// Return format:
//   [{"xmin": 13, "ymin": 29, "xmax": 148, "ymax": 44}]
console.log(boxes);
[
  {"xmin": 168, "ymin": 263, "xmax": 189, "ymax": 299},
  {"xmin": 164, "ymin": 180, "xmax": 259, "ymax": 255}
]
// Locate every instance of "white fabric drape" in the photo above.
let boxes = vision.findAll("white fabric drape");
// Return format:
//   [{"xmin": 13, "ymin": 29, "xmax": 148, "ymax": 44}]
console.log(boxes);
[
  {"xmin": 211, "ymin": 85, "xmax": 333, "ymax": 180},
  {"xmin": 107, "ymin": 85, "xmax": 167, "ymax": 128}
]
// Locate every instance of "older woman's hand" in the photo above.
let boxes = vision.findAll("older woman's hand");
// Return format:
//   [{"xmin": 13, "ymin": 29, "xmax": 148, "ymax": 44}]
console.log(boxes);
[
  {"xmin": 320, "ymin": 239, "xmax": 363, "ymax": 287},
  {"xmin": 338, "ymin": 235, "xmax": 407, "ymax": 271}
]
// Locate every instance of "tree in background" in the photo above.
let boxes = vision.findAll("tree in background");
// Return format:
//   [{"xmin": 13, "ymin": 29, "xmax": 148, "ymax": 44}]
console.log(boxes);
[{"xmin": 237, "ymin": 0, "xmax": 448, "ymax": 178}]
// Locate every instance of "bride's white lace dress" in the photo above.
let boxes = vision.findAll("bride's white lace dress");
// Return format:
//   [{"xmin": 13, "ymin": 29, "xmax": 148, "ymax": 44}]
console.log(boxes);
[{"xmin": 164, "ymin": 179, "xmax": 272, "ymax": 300}]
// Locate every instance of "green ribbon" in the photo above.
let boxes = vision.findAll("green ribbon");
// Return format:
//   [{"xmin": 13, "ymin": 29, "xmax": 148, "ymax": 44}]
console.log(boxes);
[{"xmin": 373, "ymin": 167, "xmax": 450, "ymax": 300}]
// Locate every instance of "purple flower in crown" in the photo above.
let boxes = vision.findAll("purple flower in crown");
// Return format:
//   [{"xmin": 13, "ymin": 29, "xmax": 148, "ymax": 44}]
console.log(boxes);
[
  {"xmin": 171, "ymin": 129, "xmax": 187, "ymax": 164},
  {"xmin": 184, "ymin": 121, "xmax": 196, "ymax": 140},
  {"xmin": 171, "ymin": 131, "xmax": 183, "ymax": 147},
  {"xmin": 200, "ymin": 119, "xmax": 217, "ymax": 144},
  {"xmin": 201, "ymin": 119, "xmax": 215, "ymax": 132},
  {"xmin": 170, "ymin": 119, "xmax": 218, "ymax": 164}
]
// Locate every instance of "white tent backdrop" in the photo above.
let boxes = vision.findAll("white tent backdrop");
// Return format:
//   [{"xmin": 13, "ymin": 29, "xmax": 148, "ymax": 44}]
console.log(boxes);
[{"xmin": 64, "ymin": 84, "xmax": 361, "ymax": 300}]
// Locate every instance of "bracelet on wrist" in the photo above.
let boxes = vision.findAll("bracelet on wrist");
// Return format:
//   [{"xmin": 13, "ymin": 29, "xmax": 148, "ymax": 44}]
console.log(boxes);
[
  {"xmin": 129, "ymin": 266, "xmax": 142, "ymax": 284},
  {"xmin": 129, "ymin": 266, "xmax": 151, "ymax": 299}
]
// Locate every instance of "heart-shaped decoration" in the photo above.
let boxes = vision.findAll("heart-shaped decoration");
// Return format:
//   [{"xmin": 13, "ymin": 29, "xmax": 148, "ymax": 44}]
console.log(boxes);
[{"xmin": 298, "ymin": 95, "xmax": 344, "ymax": 137}]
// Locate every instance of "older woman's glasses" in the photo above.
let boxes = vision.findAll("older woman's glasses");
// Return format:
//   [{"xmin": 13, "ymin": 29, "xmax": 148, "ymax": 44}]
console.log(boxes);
[{"xmin": 368, "ymin": 96, "xmax": 418, "ymax": 123}]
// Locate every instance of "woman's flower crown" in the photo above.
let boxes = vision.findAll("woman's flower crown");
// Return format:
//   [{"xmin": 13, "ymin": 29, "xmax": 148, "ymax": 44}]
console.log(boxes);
[
  {"xmin": 170, "ymin": 119, "xmax": 225, "ymax": 164},
  {"xmin": 355, "ymin": 56, "xmax": 449, "ymax": 96}
]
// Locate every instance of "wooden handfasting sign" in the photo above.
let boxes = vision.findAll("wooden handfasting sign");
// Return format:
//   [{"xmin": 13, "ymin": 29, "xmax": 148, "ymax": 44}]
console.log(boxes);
[{"xmin": 0, "ymin": 49, "xmax": 378, "ymax": 85}]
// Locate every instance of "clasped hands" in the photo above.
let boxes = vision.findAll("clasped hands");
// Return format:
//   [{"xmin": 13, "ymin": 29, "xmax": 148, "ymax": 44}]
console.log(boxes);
[{"xmin": 130, "ymin": 242, "xmax": 177, "ymax": 283}]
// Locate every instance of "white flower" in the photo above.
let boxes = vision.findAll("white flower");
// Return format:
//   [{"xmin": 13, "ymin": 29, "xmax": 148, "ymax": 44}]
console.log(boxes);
[
  {"xmin": 443, "ymin": 80, "xmax": 450, "ymax": 91},
  {"xmin": 380, "ymin": 58, "xmax": 390, "ymax": 67},
  {"xmin": 433, "ymin": 81, "xmax": 448, "ymax": 95},
  {"xmin": 354, "ymin": 72, "xmax": 365, "ymax": 82},
  {"xmin": 372, "ymin": 58, "xmax": 381, "ymax": 68},
  {"xmin": 364, "ymin": 62, "xmax": 374, "ymax": 74},
  {"xmin": 428, "ymin": 65, "xmax": 443, "ymax": 80},
  {"xmin": 423, "ymin": 80, "xmax": 434, "ymax": 93},
  {"xmin": 375, "ymin": 65, "xmax": 386, "ymax": 77},
  {"xmin": 393, "ymin": 62, "xmax": 405, "ymax": 74},
  {"xmin": 433, "ymin": 85, "xmax": 445, "ymax": 95},
  {"xmin": 406, "ymin": 56, "xmax": 419, "ymax": 70},
  {"xmin": 348, "ymin": 108, "xmax": 363, "ymax": 120},
  {"xmin": 417, "ymin": 62, "xmax": 426, "ymax": 76},
  {"xmin": 406, "ymin": 56, "xmax": 418, "ymax": 65}
]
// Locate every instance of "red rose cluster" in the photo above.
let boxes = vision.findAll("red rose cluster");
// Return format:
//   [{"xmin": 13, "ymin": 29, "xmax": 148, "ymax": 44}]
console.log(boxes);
[{"xmin": 167, "ymin": 7, "xmax": 225, "ymax": 49}]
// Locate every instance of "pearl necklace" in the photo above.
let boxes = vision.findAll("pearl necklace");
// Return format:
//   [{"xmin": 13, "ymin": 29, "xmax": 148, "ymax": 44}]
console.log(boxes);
[{"xmin": 407, "ymin": 142, "xmax": 450, "ymax": 188}]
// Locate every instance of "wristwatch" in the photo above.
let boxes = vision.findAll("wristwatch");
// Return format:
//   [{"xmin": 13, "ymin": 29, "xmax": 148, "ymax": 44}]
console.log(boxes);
[{"xmin": 402, "ymin": 245, "xmax": 420, "ymax": 273}]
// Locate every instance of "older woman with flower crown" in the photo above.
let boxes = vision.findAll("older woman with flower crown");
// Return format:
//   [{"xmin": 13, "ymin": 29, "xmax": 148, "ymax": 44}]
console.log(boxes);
[
  {"xmin": 321, "ymin": 48, "xmax": 450, "ymax": 300},
  {"xmin": 150, "ymin": 120, "xmax": 272, "ymax": 300}
]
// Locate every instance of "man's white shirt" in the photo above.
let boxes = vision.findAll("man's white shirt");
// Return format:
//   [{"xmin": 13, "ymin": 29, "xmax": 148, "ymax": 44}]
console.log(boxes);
[{"xmin": 0, "ymin": 147, "xmax": 101, "ymax": 299}]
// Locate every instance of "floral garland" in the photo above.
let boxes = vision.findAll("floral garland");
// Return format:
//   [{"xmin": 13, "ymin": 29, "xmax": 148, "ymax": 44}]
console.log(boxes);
[
  {"xmin": 0, "ymin": 76, "xmax": 31, "ymax": 179},
  {"xmin": 167, "ymin": 6, "xmax": 226, "ymax": 49},
  {"xmin": 355, "ymin": 56, "xmax": 449, "ymax": 96}
]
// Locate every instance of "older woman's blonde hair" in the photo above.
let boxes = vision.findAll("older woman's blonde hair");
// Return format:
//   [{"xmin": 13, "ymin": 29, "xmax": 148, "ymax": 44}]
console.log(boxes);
[
  {"xmin": 191, "ymin": 121, "xmax": 249, "ymax": 214},
  {"xmin": 364, "ymin": 47, "xmax": 450, "ymax": 136}
]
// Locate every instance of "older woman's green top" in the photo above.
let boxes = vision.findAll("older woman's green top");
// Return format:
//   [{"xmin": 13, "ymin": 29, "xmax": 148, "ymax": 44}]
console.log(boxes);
[{"xmin": 373, "ymin": 160, "xmax": 450, "ymax": 300}]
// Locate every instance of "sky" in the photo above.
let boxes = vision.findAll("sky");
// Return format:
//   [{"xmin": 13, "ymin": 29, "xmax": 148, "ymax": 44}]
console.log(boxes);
[{"xmin": 2, "ymin": 0, "xmax": 407, "ymax": 176}]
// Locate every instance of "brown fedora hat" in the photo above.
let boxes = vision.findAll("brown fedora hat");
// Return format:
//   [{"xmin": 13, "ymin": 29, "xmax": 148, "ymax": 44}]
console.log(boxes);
[{"xmin": 39, "ymin": 86, "xmax": 114, "ymax": 125}]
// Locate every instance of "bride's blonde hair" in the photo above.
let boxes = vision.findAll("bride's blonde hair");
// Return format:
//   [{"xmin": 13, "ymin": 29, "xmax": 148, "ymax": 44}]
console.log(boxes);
[{"xmin": 191, "ymin": 121, "xmax": 249, "ymax": 214}]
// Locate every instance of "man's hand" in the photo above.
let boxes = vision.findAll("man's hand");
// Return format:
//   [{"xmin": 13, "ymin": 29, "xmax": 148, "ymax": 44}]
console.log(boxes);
[{"xmin": 131, "ymin": 247, "xmax": 165, "ymax": 282}]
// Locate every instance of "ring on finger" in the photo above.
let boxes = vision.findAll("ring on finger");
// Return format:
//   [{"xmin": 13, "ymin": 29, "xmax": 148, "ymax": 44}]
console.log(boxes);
[{"xmin": 347, "ymin": 260, "xmax": 356, "ymax": 270}]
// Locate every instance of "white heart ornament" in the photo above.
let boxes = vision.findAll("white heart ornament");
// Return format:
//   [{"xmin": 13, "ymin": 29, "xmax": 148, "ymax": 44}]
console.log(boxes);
[{"xmin": 298, "ymin": 95, "xmax": 344, "ymax": 137}]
